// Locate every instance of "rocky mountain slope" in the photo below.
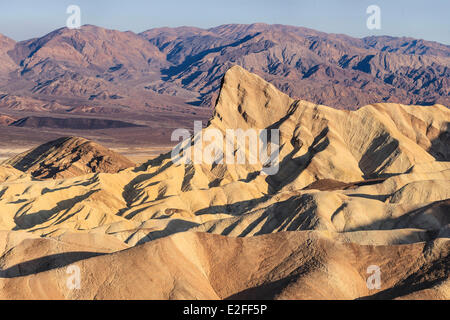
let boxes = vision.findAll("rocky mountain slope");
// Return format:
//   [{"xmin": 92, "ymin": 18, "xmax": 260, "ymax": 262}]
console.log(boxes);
[
  {"xmin": 0, "ymin": 23, "xmax": 448, "ymax": 115},
  {"xmin": 142, "ymin": 24, "xmax": 450, "ymax": 108},
  {"xmin": 3, "ymin": 136, "xmax": 135, "ymax": 179},
  {"xmin": 0, "ymin": 25, "xmax": 185, "ymax": 117},
  {"xmin": 0, "ymin": 34, "xmax": 17, "ymax": 77},
  {"xmin": 0, "ymin": 66, "xmax": 448, "ymax": 299},
  {"xmin": 1, "ymin": 231, "xmax": 448, "ymax": 299}
]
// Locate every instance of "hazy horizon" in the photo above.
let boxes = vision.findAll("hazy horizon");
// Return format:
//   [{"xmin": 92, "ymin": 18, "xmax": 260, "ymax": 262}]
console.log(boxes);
[{"xmin": 1, "ymin": 0, "xmax": 449, "ymax": 44}]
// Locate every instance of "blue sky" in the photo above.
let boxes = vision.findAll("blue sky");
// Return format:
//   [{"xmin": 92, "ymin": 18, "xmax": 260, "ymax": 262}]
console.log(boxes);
[{"xmin": 1, "ymin": 0, "xmax": 449, "ymax": 44}]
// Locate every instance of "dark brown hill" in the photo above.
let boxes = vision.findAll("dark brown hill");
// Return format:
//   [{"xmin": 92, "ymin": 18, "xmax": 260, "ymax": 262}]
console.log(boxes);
[{"xmin": 4, "ymin": 136, "xmax": 135, "ymax": 179}]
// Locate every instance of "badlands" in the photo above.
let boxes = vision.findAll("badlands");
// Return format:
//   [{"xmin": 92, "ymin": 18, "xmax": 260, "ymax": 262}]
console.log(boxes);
[{"xmin": 0, "ymin": 66, "xmax": 448, "ymax": 299}]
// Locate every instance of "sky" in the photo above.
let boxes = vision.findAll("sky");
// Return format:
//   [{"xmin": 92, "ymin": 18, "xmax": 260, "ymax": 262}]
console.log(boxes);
[{"xmin": 0, "ymin": 0, "xmax": 449, "ymax": 44}]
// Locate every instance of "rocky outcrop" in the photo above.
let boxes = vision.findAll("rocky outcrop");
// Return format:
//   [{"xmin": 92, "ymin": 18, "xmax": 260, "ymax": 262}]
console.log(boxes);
[{"xmin": 4, "ymin": 136, "xmax": 135, "ymax": 179}]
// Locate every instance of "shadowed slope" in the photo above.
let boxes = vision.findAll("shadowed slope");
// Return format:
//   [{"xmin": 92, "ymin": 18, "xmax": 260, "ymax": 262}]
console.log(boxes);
[{"xmin": 0, "ymin": 231, "xmax": 448, "ymax": 300}]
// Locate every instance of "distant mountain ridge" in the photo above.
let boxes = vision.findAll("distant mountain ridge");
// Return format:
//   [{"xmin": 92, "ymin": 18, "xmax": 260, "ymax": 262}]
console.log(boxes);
[
  {"xmin": 141, "ymin": 23, "xmax": 450, "ymax": 108},
  {"xmin": 0, "ymin": 23, "xmax": 448, "ymax": 116}
]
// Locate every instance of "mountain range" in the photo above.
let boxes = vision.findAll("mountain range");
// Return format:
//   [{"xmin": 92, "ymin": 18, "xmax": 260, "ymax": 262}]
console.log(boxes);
[
  {"xmin": 0, "ymin": 23, "xmax": 448, "ymax": 152},
  {"xmin": 0, "ymin": 23, "xmax": 449, "ymax": 114}
]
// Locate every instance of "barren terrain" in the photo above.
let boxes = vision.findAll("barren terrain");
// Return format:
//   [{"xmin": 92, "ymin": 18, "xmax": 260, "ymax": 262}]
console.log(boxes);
[
  {"xmin": 0, "ymin": 23, "xmax": 449, "ymax": 158},
  {"xmin": 0, "ymin": 66, "xmax": 448, "ymax": 299}
]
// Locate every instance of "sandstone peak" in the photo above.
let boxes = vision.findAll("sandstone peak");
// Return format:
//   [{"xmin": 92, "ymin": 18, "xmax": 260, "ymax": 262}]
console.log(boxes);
[{"xmin": 212, "ymin": 65, "xmax": 293, "ymax": 129}]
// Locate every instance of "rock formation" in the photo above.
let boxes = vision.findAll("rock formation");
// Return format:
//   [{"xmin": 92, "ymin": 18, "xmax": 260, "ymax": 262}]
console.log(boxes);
[
  {"xmin": 0, "ymin": 66, "xmax": 448, "ymax": 299},
  {"xmin": 3, "ymin": 136, "xmax": 135, "ymax": 179}
]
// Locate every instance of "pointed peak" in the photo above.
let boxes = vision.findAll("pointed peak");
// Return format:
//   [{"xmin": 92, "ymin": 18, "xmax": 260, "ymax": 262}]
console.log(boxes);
[{"xmin": 212, "ymin": 65, "xmax": 294, "ymax": 129}]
